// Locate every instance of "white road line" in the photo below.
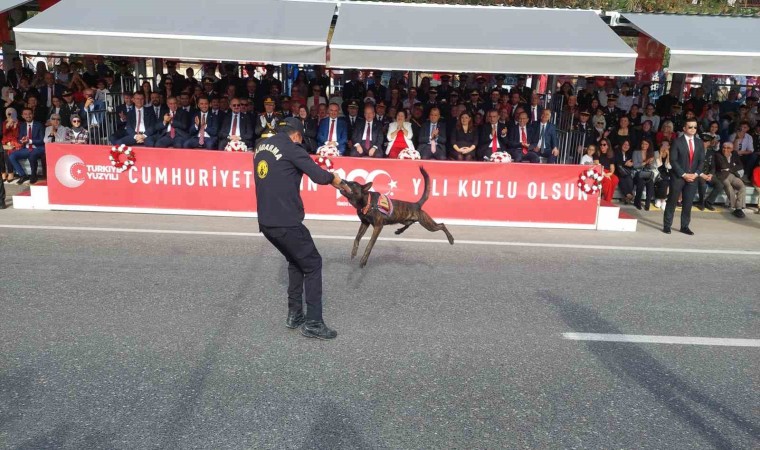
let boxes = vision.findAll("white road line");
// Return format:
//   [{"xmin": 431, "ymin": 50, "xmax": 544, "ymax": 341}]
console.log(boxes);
[
  {"xmin": 1, "ymin": 224, "xmax": 760, "ymax": 256},
  {"xmin": 562, "ymin": 333, "xmax": 760, "ymax": 348}
]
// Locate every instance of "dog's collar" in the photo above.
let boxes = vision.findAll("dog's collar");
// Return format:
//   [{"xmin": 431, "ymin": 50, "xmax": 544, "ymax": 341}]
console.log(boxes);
[{"xmin": 361, "ymin": 192, "xmax": 393, "ymax": 217}]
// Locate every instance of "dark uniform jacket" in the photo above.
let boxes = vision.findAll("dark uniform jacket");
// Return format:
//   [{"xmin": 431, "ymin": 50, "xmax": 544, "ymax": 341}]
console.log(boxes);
[{"xmin": 254, "ymin": 133, "xmax": 334, "ymax": 227}]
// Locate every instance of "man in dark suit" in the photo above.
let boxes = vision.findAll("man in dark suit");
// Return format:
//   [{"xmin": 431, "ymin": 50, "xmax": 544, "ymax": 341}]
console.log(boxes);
[
  {"xmin": 604, "ymin": 94, "xmax": 624, "ymax": 129},
  {"xmin": 218, "ymin": 98, "xmax": 254, "ymax": 150},
  {"xmin": 713, "ymin": 141, "xmax": 746, "ymax": 218},
  {"xmin": 119, "ymin": 92, "xmax": 158, "ymax": 146},
  {"xmin": 511, "ymin": 76, "xmax": 532, "ymax": 104},
  {"xmin": 148, "ymin": 92, "xmax": 168, "ymax": 121},
  {"xmin": 350, "ymin": 105, "xmax": 384, "ymax": 158},
  {"xmin": 477, "ymin": 109, "xmax": 509, "ymax": 161},
  {"xmin": 317, "ymin": 103, "xmax": 348, "ymax": 155},
  {"xmin": 528, "ymin": 109, "xmax": 560, "ymax": 163},
  {"xmin": 526, "ymin": 93, "xmax": 544, "ymax": 124},
  {"xmin": 6, "ymin": 56, "xmax": 33, "ymax": 89},
  {"xmin": 483, "ymin": 89, "xmax": 501, "ymax": 113},
  {"xmin": 507, "ymin": 111, "xmax": 532, "ymax": 162},
  {"xmin": 254, "ymin": 97, "xmax": 281, "ymax": 141},
  {"xmin": 663, "ymin": 118, "xmax": 705, "ymax": 235},
  {"xmin": 345, "ymin": 100, "xmax": 361, "ymax": 145},
  {"xmin": 60, "ymin": 90, "xmax": 82, "ymax": 128},
  {"xmin": 342, "ymin": 70, "xmax": 365, "ymax": 104},
  {"xmin": 9, "ymin": 107, "xmax": 46, "ymax": 185},
  {"xmin": 38, "ymin": 73, "xmax": 65, "ymax": 109},
  {"xmin": 417, "ymin": 108, "xmax": 447, "ymax": 160},
  {"xmin": 184, "ymin": 97, "xmax": 219, "ymax": 150},
  {"xmin": 151, "ymin": 97, "xmax": 190, "ymax": 148},
  {"xmin": 574, "ymin": 111, "xmax": 596, "ymax": 148},
  {"xmin": 109, "ymin": 93, "xmax": 134, "ymax": 144}
]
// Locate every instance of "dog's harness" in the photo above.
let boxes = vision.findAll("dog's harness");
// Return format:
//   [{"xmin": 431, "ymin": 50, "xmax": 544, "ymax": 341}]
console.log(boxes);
[{"xmin": 361, "ymin": 192, "xmax": 394, "ymax": 217}]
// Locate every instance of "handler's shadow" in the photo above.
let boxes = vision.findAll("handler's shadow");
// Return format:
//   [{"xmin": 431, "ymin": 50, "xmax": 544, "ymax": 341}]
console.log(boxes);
[{"xmin": 540, "ymin": 290, "xmax": 760, "ymax": 449}]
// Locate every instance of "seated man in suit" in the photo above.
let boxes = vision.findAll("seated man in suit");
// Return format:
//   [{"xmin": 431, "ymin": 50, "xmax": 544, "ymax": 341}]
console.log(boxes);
[
  {"xmin": 151, "ymin": 96, "xmax": 190, "ymax": 148},
  {"xmin": 109, "ymin": 92, "xmax": 134, "ymax": 144},
  {"xmin": 527, "ymin": 109, "xmax": 560, "ymax": 163},
  {"xmin": 477, "ymin": 109, "xmax": 509, "ymax": 161},
  {"xmin": 507, "ymin": 111, "xmax": 532, "ymax": 162},
  {"xmin": 417, "ymin": 108, "xmax": 447, "ymax": 160},
  {"xmin": 118, "ymin": 92, "xmax": 157, "ymax": 147},
  {"xmin": 9, "ymin": 107, "xmax": 46, "ymax": 184},
  {"xmin": 714, "ymin": 141, "xmax": 747, "ymax": 218},
  {"xmin": 317, "ymin": 103, "xmax": 348, "ymax": 155},
  {"xmin": 184, "ymin": 97, "xmax": 219, "ymax": 150},
  {"xmin": 218, "ymin": 98, "xmax": 254, "ymax": 150},
  {"xmin": 350, "ymin": 104, "xmax": 384, "ymax": 158}
]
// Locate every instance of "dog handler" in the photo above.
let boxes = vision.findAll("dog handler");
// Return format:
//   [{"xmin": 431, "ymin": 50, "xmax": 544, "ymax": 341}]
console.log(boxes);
[{"xmin": 254, "ymin": 117, "xmax": 349, "ymax": 340}]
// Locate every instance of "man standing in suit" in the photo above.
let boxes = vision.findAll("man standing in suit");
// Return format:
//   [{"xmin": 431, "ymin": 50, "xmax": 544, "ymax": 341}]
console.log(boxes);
[
  {"xmin": 345, "ymin": 100, "xmax": 361, "ymax": 146},
  {"xmin": 38, "ymin": 73, "xmax": 64, "ymax": 110},
  {"xmin": 528, "ymin": 109, "xmax": 560, "ymax": 163},
  {"xmin": 477, "ymin": 109, "xmax": 509, "ymax": 161},
  {"xmin": 663, "ymin": 118, "xmax": 705, "ymax": 235},
  {"xmin": 351, "ymin": 104, "xmax": 383, "ymax": 158},
  {"xmin": 418, "ymin": 108, "xmax": 447, "ymax": 160},
  {"xmin": 9, "ymin": 107, "xmax": 45, "ymax": 185},
  {"xmin": 317, "ymin": 103, "xmax": 348, "ymax": 155},
  {"xmin": 218, "ymin": 98, "xmax": 254, "ymax": 150},
  {"xmin": 526, "ymin": 93, "xmax": 544, "ymax": 125},
  {"xmin": 152, "ymin": 97, "xmax": 190, "ymax": 148},
  {"xmin": 118, "ymin": 92, "xmax": 157, "ymax": 147},
  {"xmin": 184, "ymin": 97, "xmax": 219, "ymax": 150}
]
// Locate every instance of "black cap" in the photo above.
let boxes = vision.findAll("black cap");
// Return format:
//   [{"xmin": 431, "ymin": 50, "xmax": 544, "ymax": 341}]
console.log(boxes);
[
  {"xmin": 348, "ymin": 100, "xmax": 359, "ymax": 108},
  {"xmin": 281, "ymin": 96, "xmax": 291, "ymax": 102},
  {"xmin": 580, "ymin": 110, "xmax": 591, "ymax": 116},
  {"xmin": 277, "ymin": 117, "xmax": 302, "ymax": 134},
  {"xmin": 496, "ymin": 74, "xmax": 507, "ymax": 80},
  {"xmin": 440, "ymin": 74, "xmax": 451, "ymax": 81},
  {"xmin": 203, "ymin": 76, "xmax": 215, "ymax": 84},
  {"xmin": 104, "ymin": 69, "xmax": 115, "ymax": 77},
  {"xmin": 376, "ymin": 100, "xmax": 387, "ymax": 107},
  {"xmin": 429, "ymin": 88, "xmax": 438, "ymax": 94},
  {"xmin": 62, "ymin": 89, "xmax": 73, "ymax": 96},
  {"xmin": 476, "ymin": 75, "xmax": 487, "ymax": 82},
  {"xmin": 607, "ymin": 94, "xmax": 618, "ymax": 101}
]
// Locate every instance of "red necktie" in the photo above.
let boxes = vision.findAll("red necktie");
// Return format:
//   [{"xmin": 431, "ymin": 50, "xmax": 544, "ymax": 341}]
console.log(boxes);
[
  {"xmin": 169, "ymin": 111, "xmax": 175, "ymax": 138},
  {"xmin": 328, "ymin": 119, "xmax": 335, "ymax": 142},
  {"xmin": 27, "ymin": 124, "xmax": 32, "ymax": 149},
  {"xmin": 199, "ymin": 113, "xmax": 206, "ymax": 146},
  {"xmin": 231, "ymin": 114, "xmax": 238, "ymax": 136},
  {"xmin": 521, "ymin": 127, "xmax": 528, "ymax": 154},
  {"xmin": 365, "ymin": 121, "xmax": 371, "ymax": 150},
  {"xmin": 491, "ymin": 125, "xmax": 498, "ymax": 152},
  {"xmin": 136, "ymin": 109, "xmax": 141, "ymax": 133},
  {"xmin": 688, "ymin": 138, "xmax": 694, "ymax": 168}
]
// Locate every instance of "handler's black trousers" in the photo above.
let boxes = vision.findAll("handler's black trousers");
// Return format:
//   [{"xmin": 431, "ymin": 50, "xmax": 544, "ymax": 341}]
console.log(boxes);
[{"xmin": 260, "ymin": 224, "xmax": 323, "ymax": 322}]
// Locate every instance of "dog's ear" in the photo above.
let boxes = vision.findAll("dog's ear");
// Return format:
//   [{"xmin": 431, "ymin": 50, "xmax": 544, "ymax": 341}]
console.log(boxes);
[{"xmin": 361, "ymin": 182, "xmax": 373, "ymax": 193}]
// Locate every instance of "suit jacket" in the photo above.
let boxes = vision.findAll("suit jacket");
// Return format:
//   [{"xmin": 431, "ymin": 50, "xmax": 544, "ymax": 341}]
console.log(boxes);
[
  {"xmin": 530, "ymin": 121, "xmax": 559, "ymax": 156},
  {"xmin": 218, "ymin": 113, "xmax": 254, "ymax": 146},
  {"xmin": 478, "ymin": 123, "xmax": 509, "ymax": 153},
  {"xmin": 115, "ymin": 103, "xmax": 135, "ymax": 130},
  {"xmin": 18, "ymin": 121, "xmax": 45, "ymax": 148},
  {"xmin": 317, "ymin": 117, "xmax": 348, "ymax": 154},
  {"xmin": 299, "ymin": 117, "xmax": 319, "ymax": 153},
  {"xmin": 254, "ymin": 113, "xmax": 280, "ymax": 138},
  {"xmin": 125, "ymin": 107, "xmax": 158, "ymax": 137},
  {"xmin": 574, "ymin": 121, "xmax": 596, "ymax": 147},
  {"xmin": 418, "ymin": 121, "xmax": 447, "ymax": 149},
  {"xmin": 507, "ymin": 125, "xmax": 532, "ymax": 154},
  {"xmin": 154, "ymin": 109, "xmax": 191, "ymax": 139},
  {"xmin": 148, "ymin": 104, "xmax": 169, "ymax": 122},
  {"xmin": 714, "ymin": 150, "xmax": 743, "ymax": 182},
  {"xmin": 189, "ymin": 110, "xmax": 219, "ymax": 139},
  {"xmin": 38, "ymin": 83, "xmax": 65, "ymax": 107},
  {"xmin": 352, "ymin": 118, "xmax": 384, "ymax": 153},
  {"xmin": 6, "ymin": 68, "xmax": 34, "ymax": 88},
  {"xmin": 670, "ymin": 134, "xmax": 705, "ymax": 178},
  {"xmin": 526, "ymin": 104, "xmax": 544, "ymax": 123}
]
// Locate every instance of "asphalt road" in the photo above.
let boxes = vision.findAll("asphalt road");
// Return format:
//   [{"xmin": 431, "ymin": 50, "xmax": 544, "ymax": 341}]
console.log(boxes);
[{"xmin": 1, "ymin": 210, "xmax": 758, "ymax": 449}]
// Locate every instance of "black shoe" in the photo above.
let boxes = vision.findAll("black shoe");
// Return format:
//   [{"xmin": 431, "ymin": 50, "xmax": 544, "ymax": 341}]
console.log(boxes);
[
  {"xmin": 634, "ymin": 202, "xmax": 642, "ymax": 210},
  {"xmin": 704, "ymin": 202, "xmax": 715, "ymax": 211},
  {"xmin": 680, "ymin": 227, "xmax": 694, "ymax": 236},
  {"xmin": 695, "ymin": 203, "xmax": 704, "ymax": 211},
  {"xmin": 29, "ymin": 176, "xmax": 38, "ymax": 185},
  {"xmin": 644, "ymin": 204, "xmax": 650, "ymax": 211},
  {"xmin": 301, "ymin": 320, "xmax": 337, "ymax": 340},
  {"xmin": 16, "ymin": 176, "xmax": 28, "ymax": 185},
  {"xmin": 285, "ymin": 310, "xmax": 305, "ymax": 329},
  {"xmin": 663, "ymin": 226, "xmax": 671, "ymax": 234},
  {"xmin": 0, "ymin": 200, "xmax": 6, "ymax": 210},
  {"xmin": 732, "ymin": 209, "xmax": 745, "ymax": 218}
]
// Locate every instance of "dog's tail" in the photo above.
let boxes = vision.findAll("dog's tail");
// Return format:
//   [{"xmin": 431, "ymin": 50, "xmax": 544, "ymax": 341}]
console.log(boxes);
[{"xmin": 416, "ymin": 165, "xmax": 430, "ymax": 207}]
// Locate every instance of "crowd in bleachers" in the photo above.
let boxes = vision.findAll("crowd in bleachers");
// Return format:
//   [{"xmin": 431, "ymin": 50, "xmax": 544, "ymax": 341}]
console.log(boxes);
[{"xmin": 1, "ymin": 59, "xmax": 758, "ymax": 215}]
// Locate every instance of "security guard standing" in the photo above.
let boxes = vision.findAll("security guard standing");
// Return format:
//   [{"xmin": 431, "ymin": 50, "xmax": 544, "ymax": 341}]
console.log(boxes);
[{"xmin": 254, "ymin": 117, "xmax": 349, "ymax": 340}]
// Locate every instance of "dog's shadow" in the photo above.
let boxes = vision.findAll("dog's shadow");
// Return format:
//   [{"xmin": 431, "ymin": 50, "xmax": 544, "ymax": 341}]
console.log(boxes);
[{"xmin": 336, "ymin": 244, "xmax": 434, "ymax": 289}]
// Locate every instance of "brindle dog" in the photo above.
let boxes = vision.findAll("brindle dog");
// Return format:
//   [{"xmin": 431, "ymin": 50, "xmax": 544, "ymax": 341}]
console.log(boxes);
[{"xmin": 341, "ymin": 166, "xmax": 454, "ymax": 267}]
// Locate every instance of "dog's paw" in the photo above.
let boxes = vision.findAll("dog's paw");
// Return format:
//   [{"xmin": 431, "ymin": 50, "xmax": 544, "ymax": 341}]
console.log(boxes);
[
  {"xmin": 359, "ymin": 259, "xmax": 368, "ymax": 268},
  {"xmin": 448, "ymin": 237, "xmax": 455, "ymax": 245},
  {"xmin": 394, "ymin": 229, "xmax": 403, "ymax": 235}
]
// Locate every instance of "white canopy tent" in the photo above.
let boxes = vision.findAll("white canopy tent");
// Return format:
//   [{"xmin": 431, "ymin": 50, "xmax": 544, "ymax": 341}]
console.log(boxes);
[
  {"xmin": 624, "ymin": 13, "xmax": 760, "ymax": 76},
  {"xmin": 330, "ymin": 2, "xmax": 637, "ymax": 76},
  {"xmin": 14, "ymin": 0, "xmax": 337, "ymax": 65}
]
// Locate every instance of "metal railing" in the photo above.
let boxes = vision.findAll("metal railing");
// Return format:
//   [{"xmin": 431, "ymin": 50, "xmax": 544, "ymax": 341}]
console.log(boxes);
[
  {"xmin": 84, "ymin": 108, "xmax": 120, "ymax": 145},
  {"xmin": 557, "ymin": 129, "xmax": 589, "ymax": 165}
]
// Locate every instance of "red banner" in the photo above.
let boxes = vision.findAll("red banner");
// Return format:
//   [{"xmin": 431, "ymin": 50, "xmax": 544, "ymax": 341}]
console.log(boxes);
[
  {"xmin": 46, "ymin": 144, "xmax": 599, "ymax": 228},
  {"xmin": 635, "ymin": 32, "xmax": 666, "ymax": 83}
]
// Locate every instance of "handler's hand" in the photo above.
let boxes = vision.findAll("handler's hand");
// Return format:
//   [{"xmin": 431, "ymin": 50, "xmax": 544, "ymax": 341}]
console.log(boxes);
[{"xmin": 332, "ymin": 174, "xmax": 351, "ymax": 193}]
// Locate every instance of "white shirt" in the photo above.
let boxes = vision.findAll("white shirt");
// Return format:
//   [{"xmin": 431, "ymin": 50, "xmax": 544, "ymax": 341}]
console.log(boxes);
[
  {"xmin": 167, "ymin": 110, "xmax": 176, "ymax": 133},
  {"xmin": 537, "ymin": 123, "xmax": 547, "ymax": 148},
  {"xmin": 199, "ymin": 112, "xmax": 210, "ymax": 138},
  {"xmin": 362, "ymin": 120, "xmax": 373, "ymax": 143},
  {"xmin": 490, "ymin": 124, "xmax": 500, "ymax": 149},
  {"xmin": 729, "ymin": 132, "xmax": 753, "ymax": 152},
  {"xmin": 134, "ymin": 107, "xmax": 146, "ymax": 134}
]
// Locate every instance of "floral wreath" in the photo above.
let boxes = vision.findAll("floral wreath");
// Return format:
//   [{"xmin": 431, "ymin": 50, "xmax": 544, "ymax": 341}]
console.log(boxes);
[
  {"xmin": 315, "ymin": 156, "xmax": 334, "ymax": 172},
  {"xmin": 109, "ymin": 144, "xmax": 136, "ymax": 173},
  {"xmin": 316, "ymin": 145, "xmax": 341, "ymax": 158},
  {"xmin": 398, "ymin": 148, "xmax": 421, "ymax": 160},
  {"xmin": 490, "ymin": 151, "xmax": 512, "ymax": 163},
  {"xmin": 578, "ymin": 168, "xmax": 604, "ymax": 194},
  {"xmin": 225, "ymin": 140, "xmax": 248, "ymax": 152}
]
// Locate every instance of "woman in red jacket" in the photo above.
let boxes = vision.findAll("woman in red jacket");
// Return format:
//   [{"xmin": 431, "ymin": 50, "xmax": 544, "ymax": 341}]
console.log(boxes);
[{"xmin": 2, "ymin": 108, "xmax": 21, "ymax": 183}]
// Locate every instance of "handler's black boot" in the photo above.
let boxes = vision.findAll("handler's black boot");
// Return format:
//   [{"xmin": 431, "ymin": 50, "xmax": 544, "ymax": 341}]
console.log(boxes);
[
  {"xmin": 285, "ymin": 310, "xmax": 305, "ymax": 329},
  {"xmin": 301, "ymin": 320, "xmax": 338, "ymax": 340}
]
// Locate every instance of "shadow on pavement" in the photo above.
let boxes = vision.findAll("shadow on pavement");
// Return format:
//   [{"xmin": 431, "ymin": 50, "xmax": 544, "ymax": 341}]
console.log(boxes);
[{"xmin": 541, "ymin": 291, "xmax": 760, "ymax": 449}]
